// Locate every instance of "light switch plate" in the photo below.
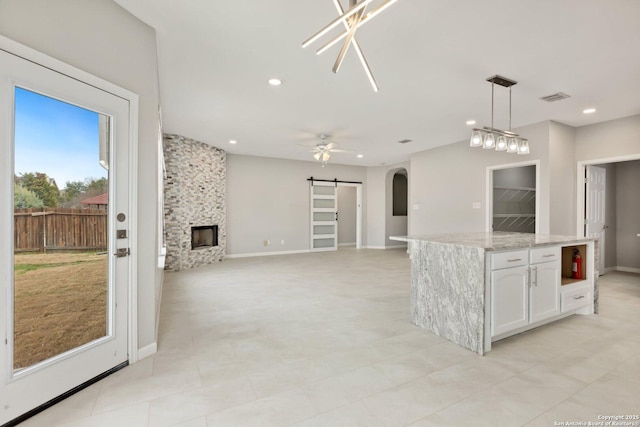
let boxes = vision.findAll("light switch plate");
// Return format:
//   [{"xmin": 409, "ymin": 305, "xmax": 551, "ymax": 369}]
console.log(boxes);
[{"xmin": 472, "ymin": 202, "xmax": 481, "ymax": 209}]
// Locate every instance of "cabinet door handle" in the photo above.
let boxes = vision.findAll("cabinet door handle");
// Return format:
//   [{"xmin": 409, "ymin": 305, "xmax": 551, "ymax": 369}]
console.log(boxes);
[
  {"xmin": 532, "ymin": 266, "xmax": 538, "ymax": 287},
  {"xmin": 527, "ymin": 267, "xmax": 531, "ymax": 288},
  {"xmin": 573, "ymin": 295, "xmax": 585, "ymax": 300},
  {"xmin": 542, "ymin": 254, "xmax": 555, "ymax": 258},
  {"xmin": 507, "ymin": 258, "xmax": 522, "ymax": 262}
]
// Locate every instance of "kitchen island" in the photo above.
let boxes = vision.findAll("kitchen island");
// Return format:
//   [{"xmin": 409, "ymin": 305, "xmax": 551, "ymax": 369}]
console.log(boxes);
[{"xmin": 392, "ymin": 232, "xmax": 598, "ymax": 355}]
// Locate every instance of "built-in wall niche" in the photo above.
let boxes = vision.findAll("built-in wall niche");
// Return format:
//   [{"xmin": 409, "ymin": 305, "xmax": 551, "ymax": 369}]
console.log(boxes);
[
  {"xmin": 492, "ymin": 165, "xmax": 537, "ymax": 233},
  {"xmin": 561, "ymin": 244, "xmax": 588, "ymax": 286}
]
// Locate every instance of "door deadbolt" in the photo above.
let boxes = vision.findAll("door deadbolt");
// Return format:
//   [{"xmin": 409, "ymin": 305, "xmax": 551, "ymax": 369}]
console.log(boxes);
[{"xmin": 117, "ymin": 213, "xmax": 126, "ymax": 222}]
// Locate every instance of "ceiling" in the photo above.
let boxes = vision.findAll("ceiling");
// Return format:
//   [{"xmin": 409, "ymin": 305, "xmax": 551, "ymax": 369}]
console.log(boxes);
[{"xmin": 113, "ymin": 0, "xmax": 640, "ymax": 167}]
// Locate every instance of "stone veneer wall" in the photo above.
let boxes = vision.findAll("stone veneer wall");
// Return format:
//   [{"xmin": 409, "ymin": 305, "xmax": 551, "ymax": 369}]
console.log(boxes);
[{"xmin": 163, "ymin": 134, "xmax": 226, "ymax": 271}]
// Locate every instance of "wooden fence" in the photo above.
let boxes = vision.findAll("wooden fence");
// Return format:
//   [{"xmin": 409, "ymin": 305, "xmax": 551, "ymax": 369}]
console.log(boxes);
[{"xmin": 14, "ymin": 208, "xmax": 107, "ymax": 253}]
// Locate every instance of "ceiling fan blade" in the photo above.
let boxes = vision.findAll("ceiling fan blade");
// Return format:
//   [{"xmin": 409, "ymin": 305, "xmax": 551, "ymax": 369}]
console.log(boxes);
[
  {"xmin": 329, "ymin": 149, "xmax": 353, "ymax": 153},
  {"xmin": 324, "ymin": 142, "xmax": 336, "ymax": 150}
]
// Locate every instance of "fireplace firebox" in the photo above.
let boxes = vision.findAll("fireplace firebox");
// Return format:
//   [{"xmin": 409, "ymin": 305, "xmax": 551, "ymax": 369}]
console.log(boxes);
[{"xmin": 191, "ymin": 225, "xmax": 218, "ymax": 250}]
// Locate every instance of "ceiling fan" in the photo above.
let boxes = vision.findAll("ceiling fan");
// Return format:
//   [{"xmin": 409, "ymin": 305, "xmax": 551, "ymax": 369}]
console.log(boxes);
[{"xmin": 303, "ymin": 134, "xmax": 353, "ymax": 165}]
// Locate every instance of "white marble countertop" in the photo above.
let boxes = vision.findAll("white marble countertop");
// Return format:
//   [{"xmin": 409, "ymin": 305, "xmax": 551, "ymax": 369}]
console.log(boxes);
[{"xmin": 390, "ymin": 232, "xmax": 596, "ymax": 251}]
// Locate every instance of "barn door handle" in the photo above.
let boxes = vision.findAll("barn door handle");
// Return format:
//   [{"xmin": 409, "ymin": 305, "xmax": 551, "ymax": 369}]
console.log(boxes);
[{"xmin": 336, "ymin": 212, "xmax": 338, "ymax": 221}]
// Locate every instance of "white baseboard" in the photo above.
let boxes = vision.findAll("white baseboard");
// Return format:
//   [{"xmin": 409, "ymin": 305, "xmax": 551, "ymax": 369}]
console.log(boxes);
[
  {"xmin": 226, "ymin": 249, "xmax": 311, "ymax": 259},
  {"xmin": 138, "ymin": 342, "xmax": 157, "ymax": 360},
  {"xmin": 366, "ymin": 245, "xmax": 407, "ymax": 250},
  {"xmin": 603, "ymin": 266, "xmax": 617, "ymax": 274},
  {"xmin": 614, "ymin": 266, "xmax": 640, "ymax": 274}
]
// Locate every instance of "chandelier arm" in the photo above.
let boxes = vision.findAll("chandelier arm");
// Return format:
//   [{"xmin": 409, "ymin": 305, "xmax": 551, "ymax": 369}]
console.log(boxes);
[
  {"xmin": 332, "ymin": 8, "xmax": 366, "ymax": 73},
  {"xmin": 332, "ymin": 0, "xmax": 379, "ymax": 91},
  {"xmin": 315, "ymin": 0, "xmax": 400, "ymax": 55},
  {"xmin": 302, "ymin": 0, "xmax": 373, "ymax": 48}
]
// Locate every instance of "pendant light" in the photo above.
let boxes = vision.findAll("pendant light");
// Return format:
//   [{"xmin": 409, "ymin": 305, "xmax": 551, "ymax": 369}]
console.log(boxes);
[{"xmin": 470, "ymin": 75, "xmax": 529, "ymax": 155}]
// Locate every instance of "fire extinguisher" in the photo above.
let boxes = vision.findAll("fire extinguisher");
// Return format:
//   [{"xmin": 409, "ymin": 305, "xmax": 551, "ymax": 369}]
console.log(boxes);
[{"xmin": 572, "ymin": 248, "xmax": 582, "ymax": 280}]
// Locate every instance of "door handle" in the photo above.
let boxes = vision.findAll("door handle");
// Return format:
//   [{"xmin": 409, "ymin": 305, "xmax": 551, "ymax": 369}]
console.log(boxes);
[
  {"xmin": 603, "ymin": 225, "xmax": 609, "ymax": 230},
  {"xmin": 532, "ymin": 266, "xmax": 538, "ymax": 287}
]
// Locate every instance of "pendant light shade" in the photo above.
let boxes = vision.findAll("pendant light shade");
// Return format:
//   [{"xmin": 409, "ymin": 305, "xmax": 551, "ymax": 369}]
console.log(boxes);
[
  {"xmin": 507, "ymin": 137, "xmax": 519, "ymax": 153},
  {"xmin": 313, "ymin": 152, "xmax": 322, "ymax": 161},
  {"xmin": 322, "ymin": 151, "xmax": 331, "ymax": 162},
  {"xmin": 482, "ymin": 132, "xmax": 495, "ymax": 149},
  {"xmin": 495, "ymin": 135, "xmax": 508, "ymax": 151},
  {"xmin": 470, "ymin": 130, "xmax": 483, "ymax": 147},
  {"xmin": 517, "ymin": 140, "xmax": 530, "ymax": 155}
]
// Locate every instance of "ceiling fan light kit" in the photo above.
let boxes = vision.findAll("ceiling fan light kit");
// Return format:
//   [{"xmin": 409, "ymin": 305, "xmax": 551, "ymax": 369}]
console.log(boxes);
[
  {"xmin": 302, "ymin": 0, "xmax": 400, "ymax": 92},
  {"xmin": 470, "ymin": 75, "xmax": 529, "ymax": 155}
]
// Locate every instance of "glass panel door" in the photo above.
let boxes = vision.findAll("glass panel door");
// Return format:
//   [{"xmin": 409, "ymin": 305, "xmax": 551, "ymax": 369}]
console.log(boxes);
[
  {"xmin": 310, "ymin": 182, "xmax": 338, "ymax": 251},
  {"xmin": 0, "ymin": 48, "xmax": 130, "ymax": 424}
]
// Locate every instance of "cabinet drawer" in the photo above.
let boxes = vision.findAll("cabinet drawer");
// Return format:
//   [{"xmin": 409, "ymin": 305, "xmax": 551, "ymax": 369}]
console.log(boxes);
[
  {"xmin": 530, "ymin": 246, "xmax": 561, "ymax": 264},
  {"xmin": 491, "ymin": 250, "xmax": 529, "ymax": 270},
  {"xmin": 561, "ymin": 285, "xmax": 591, "ymax": 313}
]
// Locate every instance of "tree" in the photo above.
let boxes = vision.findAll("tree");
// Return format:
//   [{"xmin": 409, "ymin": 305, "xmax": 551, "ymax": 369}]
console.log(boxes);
[
  {"xmin": 21, "ymin": 172, "xmax": 59, "ymax": 207},
  {"xmin": 14, "ymin": 184, "xmax": 44, "ymax": 208},
  {"xmin": 61, "ymin": 180, "xmax": 87, "ymax": 204}
]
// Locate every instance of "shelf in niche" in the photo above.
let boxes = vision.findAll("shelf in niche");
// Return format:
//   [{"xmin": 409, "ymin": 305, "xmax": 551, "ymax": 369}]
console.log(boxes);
[
  {"xmin": 561, "ymin": 277, "xmax": 588, "ymax": 286},
  {"xmin": 493, "ymin": 185, "xmax": 536, "ymax": 192}
]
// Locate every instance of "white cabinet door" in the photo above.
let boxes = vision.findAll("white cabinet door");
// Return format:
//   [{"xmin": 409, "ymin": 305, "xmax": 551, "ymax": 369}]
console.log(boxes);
[
  {"xmin": 491, "ymin": 266, "xmax": 529, "ymax": 337},
  {"xmin": 530, "ymin": 261, "xmax": 561, "ymax": 323}
]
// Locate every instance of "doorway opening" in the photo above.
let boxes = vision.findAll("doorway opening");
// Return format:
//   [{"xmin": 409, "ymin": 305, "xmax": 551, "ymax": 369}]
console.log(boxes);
[
  {"xmin": 578, "ymin": 156, "xmax": 640, "ymax": 275},
  {"xmin": 487, "ymin": 161, "xmax": 540, "ymax": 234},
  {"xmin": 385, "ymin": 168, "xmax": 408, "ymax": 248}
]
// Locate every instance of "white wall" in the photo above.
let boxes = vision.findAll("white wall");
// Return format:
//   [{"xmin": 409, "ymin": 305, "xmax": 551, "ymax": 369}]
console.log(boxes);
[
  {"xmin": 410, "ymin": 122, "xmax": 551, "ymax": 235},
  {"xmin": 226, "ymin": 154, "xmax": 367, "ymax": 255},
  {"xmin": 366, "ymin": 162, "xmax": 409, "ymax": 248},
  {"xmin": 575, "ymin": 114, "xmax": 640, "ymax": 162},
  {"xmin": 615, "ymin": 160, "xmax": 640, "ymax": 270},
  {"xmin": 337, "ymin": 186, "xmax": 356, "ymax": 245},
  {"xmin": 0, "ymin": 0, "xmax": 162, "ymax": 352},
  {"xmin": 549, "ymin": 121, "xmax": 576, "ymax": 235}
]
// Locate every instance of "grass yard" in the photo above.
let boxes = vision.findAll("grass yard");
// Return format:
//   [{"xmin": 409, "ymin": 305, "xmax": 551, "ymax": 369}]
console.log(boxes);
[{"xmin": 13, "ymin": 252, "xmax": 108, "ymax": 369}]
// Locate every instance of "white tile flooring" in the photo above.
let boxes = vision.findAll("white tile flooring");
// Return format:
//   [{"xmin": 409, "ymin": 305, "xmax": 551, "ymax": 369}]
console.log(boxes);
[{"xmin": 21, "ymin": 248, "xmax": 640, "ymax": 427}]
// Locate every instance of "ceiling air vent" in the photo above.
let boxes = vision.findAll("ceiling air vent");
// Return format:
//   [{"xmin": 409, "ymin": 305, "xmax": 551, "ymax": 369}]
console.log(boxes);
[
  {"xmin": 540, "ymin": 92, "xmax": 571, "ymax": 102},
  {"xmin": 397, "ymin": 139, "xmax": 412, "ymax": 144}
]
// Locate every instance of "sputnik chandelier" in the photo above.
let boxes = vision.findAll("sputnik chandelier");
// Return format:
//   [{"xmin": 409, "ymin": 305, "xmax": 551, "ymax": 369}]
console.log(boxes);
[
  {"xmin": 470, "ymin": 75, "xmax": 530, "ymax": 155},
  {"xmin": 302, "ymin": 0, "xmax": 399, "ymax": 92}
]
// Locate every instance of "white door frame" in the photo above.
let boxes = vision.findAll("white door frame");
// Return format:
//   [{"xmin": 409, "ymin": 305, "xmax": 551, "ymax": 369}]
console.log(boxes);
[
  {"xmin": 486, "ymin": 160, "xmax": 541, "ymax": 234},
  {"xmin": 0, "ymin": 35, "xmax": 139, "ymax": 363},
  {"xmin": 576, "ymin": 153, "xmax": 640, "ymax": 237},
  {"xmin": 337, "ymin": 182, "xmax": 363, "ymax": 249}
]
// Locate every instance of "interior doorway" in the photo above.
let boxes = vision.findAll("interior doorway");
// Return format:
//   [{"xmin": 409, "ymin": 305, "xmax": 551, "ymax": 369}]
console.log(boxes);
[
  {"xmin": 578, "ymin": 157, "xmax": 640, "ymax": 275},
  {"xmin": 337, "ymin": 186, "xmax": 357, "ymax": 248},
  {"xmin": 487, "ymin": 161, "xmax": 540, "ymax": 234},
  {"xmin": 385, "ymin": 168, "xmax": 408, "ymax": 247}
]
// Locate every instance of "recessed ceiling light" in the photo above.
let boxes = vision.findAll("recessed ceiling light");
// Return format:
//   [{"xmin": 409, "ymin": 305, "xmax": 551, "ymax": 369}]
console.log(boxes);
[
  {"xmin": 357, "ymin": 154, "xmax": 364, "ymax": 158},
  {"xmin": 268, "ymin": 78, "xmax": 282, "ymax": 86},
  {"xmin": 466, "ymin": 120, "xmax": 476, "ymax": 126},
  {"xmin": 583, "ymin": 108, "xmax": 596, "ymax": 114},
  {"xmin": 229, "ymin": 140, "xmax": 237, "ymax": 144}
]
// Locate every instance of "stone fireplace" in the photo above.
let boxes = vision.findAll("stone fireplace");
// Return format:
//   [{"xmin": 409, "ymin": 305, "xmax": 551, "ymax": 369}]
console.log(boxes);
[{"xmin": 163, "ymin": 134, "xmax": 226, "ymax": 271}]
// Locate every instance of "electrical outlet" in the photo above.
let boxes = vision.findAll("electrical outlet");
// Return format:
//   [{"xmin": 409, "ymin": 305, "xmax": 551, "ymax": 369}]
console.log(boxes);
[{"xmin": 263, "ymin": 240, "xmax": 270, "ymax": 246}]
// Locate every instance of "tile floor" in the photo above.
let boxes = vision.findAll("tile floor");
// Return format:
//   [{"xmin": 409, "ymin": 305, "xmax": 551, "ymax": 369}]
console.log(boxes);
[{"xmin": 21, "ymin": 248, "xmax": 640, "ymax": 427}]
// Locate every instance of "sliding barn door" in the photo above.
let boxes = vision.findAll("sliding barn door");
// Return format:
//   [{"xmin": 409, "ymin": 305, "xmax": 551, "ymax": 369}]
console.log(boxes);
[{"xmin": 310, "ymin": 181, "xmax": 338, "ymax": 252}]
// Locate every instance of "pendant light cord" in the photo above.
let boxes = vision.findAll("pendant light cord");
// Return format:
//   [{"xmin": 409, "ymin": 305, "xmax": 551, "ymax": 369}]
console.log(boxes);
[{"xmin": 491, "ymin": 82, "xmax": 494, "ymax": 129}]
